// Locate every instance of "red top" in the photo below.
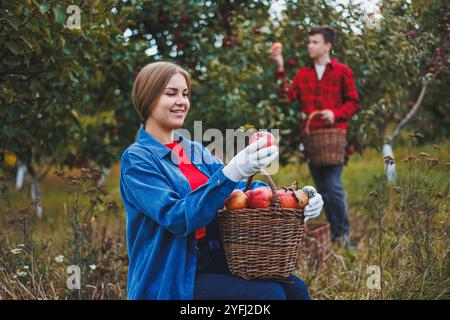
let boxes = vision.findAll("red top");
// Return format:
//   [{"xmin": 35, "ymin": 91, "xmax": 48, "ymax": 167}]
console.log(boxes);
[
  {"xmin": 275, "ymin": 58, "xmax": 360, "ymax": 133},
  {"xmin": 164, "ymin": 140, "xmax": 209, "ymax": 239}
]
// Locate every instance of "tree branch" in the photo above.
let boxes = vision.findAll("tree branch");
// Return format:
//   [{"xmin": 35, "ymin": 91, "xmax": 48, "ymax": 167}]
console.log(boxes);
[{"xmin": 387, "ymin": 83, "xmax": 428, "ymax": 145}]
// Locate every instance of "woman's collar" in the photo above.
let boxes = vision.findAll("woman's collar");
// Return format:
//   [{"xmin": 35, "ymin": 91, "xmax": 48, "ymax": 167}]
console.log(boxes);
[{"xmin": 136, "ymin": 126, "xmax": 188, "ymax": 159}]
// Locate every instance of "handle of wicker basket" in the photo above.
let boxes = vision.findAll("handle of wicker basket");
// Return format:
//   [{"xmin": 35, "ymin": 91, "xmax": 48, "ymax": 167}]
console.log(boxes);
[
  {"xmin": 244, "ymin": 168, "xmax": 281, "ymax": 208},
  {"xmin": 304, "ymin": 110, "xmax": 323, "ymax": 135}
]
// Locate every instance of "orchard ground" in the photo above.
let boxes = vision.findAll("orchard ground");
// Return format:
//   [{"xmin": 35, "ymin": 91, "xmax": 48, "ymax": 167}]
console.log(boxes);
[{"xmin": 1, "ymin": 131, "xmax": 449, "ymax": 299}]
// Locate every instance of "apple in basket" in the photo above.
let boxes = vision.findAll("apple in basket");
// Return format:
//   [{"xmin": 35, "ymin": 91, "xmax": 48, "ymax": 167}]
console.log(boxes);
[
  {"xmin": 277, "ymin": 188, "xmax": 299, "ymax": 208},
  {"xmin": 249, "ymin": 131, "xmax": 277, "ymax": 149},
  {"xmin": 293, "ymin": 189, "xmax": 309, "ymax": 209},
  {"xmin": 245, "ymin": 187, "xmax": 273, "ymax": 209},
  {"xmin": 224, "ymin": 189, "xmax": 248, "ymax": 210}
]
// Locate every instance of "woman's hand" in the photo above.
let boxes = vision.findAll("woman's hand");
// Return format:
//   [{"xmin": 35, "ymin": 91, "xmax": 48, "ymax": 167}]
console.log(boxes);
[
  {"xmin": 222, "ymin": 136, "xmax": 278, "ymax": 182},
  {"xmin": 304, "ymin": 193, "xmax": 324, "ymax": 223}
]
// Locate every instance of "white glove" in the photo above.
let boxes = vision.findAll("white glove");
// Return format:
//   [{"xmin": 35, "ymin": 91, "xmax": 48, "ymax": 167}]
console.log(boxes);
[
  {"xmin": 222, "ymin": 136, "xmax": 279, "ymax": 182},
  {"xmin": 304, "ymin": 193, "xmax": 323, "ymax": 223}
]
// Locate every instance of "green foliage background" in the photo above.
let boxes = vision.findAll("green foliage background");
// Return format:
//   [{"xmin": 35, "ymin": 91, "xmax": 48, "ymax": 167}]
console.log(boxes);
[{"xmin": 1, "ymin": 0, "xmax": 448, "ymax": 170}]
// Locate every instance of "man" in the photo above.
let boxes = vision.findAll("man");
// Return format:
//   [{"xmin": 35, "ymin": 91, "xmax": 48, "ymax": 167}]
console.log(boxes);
[{"xmin": 269, "ymin": 25, "xmax": 360, "ymax": 247}]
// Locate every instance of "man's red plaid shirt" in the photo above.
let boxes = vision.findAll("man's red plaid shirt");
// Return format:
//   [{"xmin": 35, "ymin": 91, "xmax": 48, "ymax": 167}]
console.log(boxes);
[{"xmin": 275, "ymin": 58, "xmax": 360, "ymax": 133}]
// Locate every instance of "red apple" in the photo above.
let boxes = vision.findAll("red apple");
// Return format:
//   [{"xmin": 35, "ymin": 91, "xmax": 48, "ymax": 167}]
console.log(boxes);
[
  {"xmin": 246, "ymin": 187, "xmax": 272, "ymax": 209},
  {"xmin": 180, "ymin": 15, "xmax": 190, "ymax": 24},
  {"xmin": 287, "ymin": 57, "xmax": 297, "ymax": 66},
  {"xmin": 225, "ymin": 189, "xmax": 248, "ymax": 210},
  {"xmin": 249, "ymin": 131, "xmax": 277, "ymax": 149},
  {"xmin": 73, "ymin": 154, "xmax": 87, "ymax": 169},
  {"xmin": 294, "ymin": 190, "xmax": 309, "ymax": 209},
  {"xmin": 176, "ymin": 42, "xmax": 187, "ymax": 50},
  {"xmin": 277, "ymin": 189, "xmax": 299, "ymax": 208},
  {"xmin": 271, "ymin": 42, "xmax": 283, "ymax": 50},
  {"xmin": 407, "ymin": 100, "xmax": 414, "ymax": 108},
  {"xmin": 346, "ymin": 145, "xmax": 356, "ymax": 155},
  {"xmin": 157, "ymin": 14, "xmax": 169, "ymax": 23}
]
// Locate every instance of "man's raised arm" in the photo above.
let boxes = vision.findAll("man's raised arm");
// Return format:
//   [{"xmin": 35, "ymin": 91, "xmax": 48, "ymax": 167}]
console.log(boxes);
[{"xmin": 269, "ymin": 42, "xmax": 299, "ymax": 103}]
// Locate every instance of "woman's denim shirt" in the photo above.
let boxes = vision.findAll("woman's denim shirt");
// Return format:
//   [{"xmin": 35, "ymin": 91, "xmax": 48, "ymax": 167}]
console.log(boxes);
[{"xmin": 120, "ymin": 127, "xmax": 268, "ymax": 299}]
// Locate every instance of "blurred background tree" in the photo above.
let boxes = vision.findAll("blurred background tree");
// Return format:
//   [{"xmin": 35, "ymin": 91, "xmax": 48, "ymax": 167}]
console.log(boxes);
[
  {"xmin": 0, "ymin": 0, "xmax": 139, "ymax": 175},
  {"xmin": 1, "ymin": 0, "xmax": 448, "ymax": 172}
]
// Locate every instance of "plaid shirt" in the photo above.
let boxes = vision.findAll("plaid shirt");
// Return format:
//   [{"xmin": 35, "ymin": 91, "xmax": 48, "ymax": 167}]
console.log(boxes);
[{"xmin": 275, "ymin": 58, "xmax": 360, "ymax": 133}]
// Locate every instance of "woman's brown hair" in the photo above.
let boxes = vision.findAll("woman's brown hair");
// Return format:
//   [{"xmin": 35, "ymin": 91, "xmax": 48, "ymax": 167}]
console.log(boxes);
[{"xmin": 132, "ymin": 61, "xmax": 192, "ymax": 126}]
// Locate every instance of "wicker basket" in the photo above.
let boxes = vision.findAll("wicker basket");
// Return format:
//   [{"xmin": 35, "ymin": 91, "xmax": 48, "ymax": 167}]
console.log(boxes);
[
  {"xmin": 301, "ymin": 223, "xmax": 332, "ymax": 269},
  {"xmin": 217, "ymin": 172, "xmax": 305, "ymax": 280},
  {"xmin": 301, "ymin": 110, "xmax": 347, "ymax": 166}
]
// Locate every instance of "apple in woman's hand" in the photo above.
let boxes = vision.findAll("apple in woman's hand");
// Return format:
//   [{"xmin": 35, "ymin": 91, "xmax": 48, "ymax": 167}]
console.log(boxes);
[
  {"xmin": 249, "ymin": 131, "xmax": 277, "ymax": 149},
  {"xmin": 225, "ymin": 189, "xmax": 248, "ymax": 210},
  {"xmin": 246, "ymin": 187, "xmax": 272, "ymax": 209}
]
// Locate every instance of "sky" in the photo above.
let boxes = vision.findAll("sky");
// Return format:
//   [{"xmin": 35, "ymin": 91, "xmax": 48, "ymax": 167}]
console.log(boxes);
[{"xmin": 269, "ymin": 0, "xmax": 382, "ymax": 20}]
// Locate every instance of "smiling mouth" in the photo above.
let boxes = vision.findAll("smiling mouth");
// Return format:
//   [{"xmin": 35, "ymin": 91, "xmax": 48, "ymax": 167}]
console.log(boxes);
[{"xmin": 170, "ymin": 109, "xmax": 185, "ymax": 117}]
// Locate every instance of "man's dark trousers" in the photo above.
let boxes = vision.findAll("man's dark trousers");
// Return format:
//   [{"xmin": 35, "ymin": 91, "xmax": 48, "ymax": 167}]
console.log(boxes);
[{"xmin": 307, "ymin": 162, "xmax": 350, "ymax": 242}]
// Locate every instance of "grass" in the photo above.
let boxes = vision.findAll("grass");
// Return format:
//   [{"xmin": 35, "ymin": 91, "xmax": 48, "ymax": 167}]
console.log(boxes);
[
  {"xmin": 278, "ymin": 137, "xmax": 449, "ymax": 300},
  {"xmin": 0, "ymin": 134, "xmax": 449, "ymax": 300}
]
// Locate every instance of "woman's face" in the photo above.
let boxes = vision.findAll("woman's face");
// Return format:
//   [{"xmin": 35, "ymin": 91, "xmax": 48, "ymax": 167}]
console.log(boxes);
[{"xmin": 150, "ymin": 73, "xmax": 190, "ymax": 130}]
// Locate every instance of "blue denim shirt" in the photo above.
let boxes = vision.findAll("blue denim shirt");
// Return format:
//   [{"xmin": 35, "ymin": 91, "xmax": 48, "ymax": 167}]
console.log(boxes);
[{"xmin": 120, "ymin": 127, "xmax": 268, "ymax": 300}]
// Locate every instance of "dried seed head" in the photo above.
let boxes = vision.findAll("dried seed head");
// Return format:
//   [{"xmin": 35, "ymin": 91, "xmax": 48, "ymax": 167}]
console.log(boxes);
[
  {"xmin": 54, "ymin": 170, "xmax": 65, "ymax": 178},
  {"xmin": 106, "ymin": 201, "xmax": 118, "ymax": 210},
  {"xmin": 369, "ymin": 191, "xmax": 380, "ymax": 198},
  {"xmin": 427, "ymin": 158, "xmax": 439, "ymax": 167},
  {"xmin": 435, "ymin": 192, "xmax": 444, "ymax": 199},
  {"xmin": 392, "ymin": 187, "xmax": 403, "ymax": 194},
  {"xmin": 30, "ymin": 199, "xmax": 41, "ymax": 207},
  {"xmin": 384, "ymin": 155, "xmax": 395, "ymax": 165}
]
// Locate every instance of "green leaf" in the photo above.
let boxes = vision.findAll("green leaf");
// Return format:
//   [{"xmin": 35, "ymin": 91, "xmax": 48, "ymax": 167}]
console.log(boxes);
[
  {"xmin": 7, "ymin": 16, "xmax": 21, "ymax": 29},
  {"xmin": 20, "ymin": 36, "xmax": 42, "ymax": 54},
  {"xmin": 6, "ymin": 42, "xmax": 21, "ymax": 55},
  {"xmin": 40, "ymin": 3, "xmax": 50, "ymax": 14},
  {"xmin": 3, "ymin": 126, "xmax": 19, "ymax": 138},
  {"xmin": 53, "ymin": 6, "xmax": 66, "ymax": 24}
]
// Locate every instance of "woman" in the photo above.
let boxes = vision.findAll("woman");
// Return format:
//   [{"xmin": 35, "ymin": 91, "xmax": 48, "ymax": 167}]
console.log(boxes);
[{"xmin": 119, "ymin": 61, "xmax": 324, "ymax": 300}]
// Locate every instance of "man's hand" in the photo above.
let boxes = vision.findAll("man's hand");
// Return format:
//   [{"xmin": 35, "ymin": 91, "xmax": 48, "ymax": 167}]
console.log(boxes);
[
  {"xmin": 320, "ymin": 109, "xmax": 335, "ymax": 125},
  {"xmin": 269, "ymin": 42, "xmax": 284, "ymax": 71}
]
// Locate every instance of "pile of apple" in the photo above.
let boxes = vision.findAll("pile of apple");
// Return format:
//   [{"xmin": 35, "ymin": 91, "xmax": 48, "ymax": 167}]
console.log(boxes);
[
  {"xmin": 224, "ymin": 184, "xmax": 315, "ymax": 210},
  {"xmin": 223, "ymin": 130, "xmax": 317, "ymax": 211}
]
